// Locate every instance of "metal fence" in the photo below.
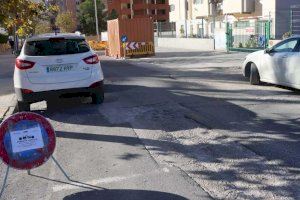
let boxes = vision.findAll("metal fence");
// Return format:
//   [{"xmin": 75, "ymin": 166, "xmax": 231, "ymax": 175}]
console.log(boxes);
[
  {"xmin": 154, "ymin": 22, "xmax": 176, "ymax": 38},
  {"xmin": 155, "ymin": 19, "xmax": 208, "ymax": 39},
  {"xmin": 226, "ymin": 21, "xmax": 271, "ymax": 52}
]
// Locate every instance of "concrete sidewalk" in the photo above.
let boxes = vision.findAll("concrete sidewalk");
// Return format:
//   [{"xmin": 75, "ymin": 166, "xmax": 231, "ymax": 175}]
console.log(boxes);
[{"xmin": 0, "ymin": 53, "xmax": 16, "ymax": 122}]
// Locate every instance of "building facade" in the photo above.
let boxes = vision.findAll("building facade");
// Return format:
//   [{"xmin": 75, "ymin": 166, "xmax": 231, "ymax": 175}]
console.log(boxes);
[
  {"xmin": 107, "ymin": 0, "xmax": 170, "ymax": 22},
  {"xmin": 169, "ymin": 0, "xmax": 207, "ymax": 38},
  {"xmin": 169, "ymin": 0, "xmax": 300, "ymax": 39}
]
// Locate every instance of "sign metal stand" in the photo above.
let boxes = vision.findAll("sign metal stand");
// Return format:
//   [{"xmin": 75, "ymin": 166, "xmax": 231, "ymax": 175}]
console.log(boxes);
[
  {"xmin": 0, "ymin": 112, "xmax": 67, "ymax": 199},
  {"xmin": 0, "ymin": 155, "xmax": 71, "ymax": 199},
  {"xmin": 0, "ymin": 112, "xmax": 105, "ymax": 199}
]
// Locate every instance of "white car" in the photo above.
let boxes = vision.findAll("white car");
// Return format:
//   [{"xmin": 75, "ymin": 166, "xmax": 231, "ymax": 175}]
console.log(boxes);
[
  {"xmin": 14, "ymin": 33, "xmax": 104, "ymax": 111},
  {"xmin": 242, "ymin": 35, "xmax": 300, "ymax": 89}
]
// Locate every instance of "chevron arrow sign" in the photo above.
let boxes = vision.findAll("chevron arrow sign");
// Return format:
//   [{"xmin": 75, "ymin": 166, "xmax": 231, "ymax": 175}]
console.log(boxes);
[{"xmin": 126, "ymin": 42, "xmax": 140, "ymax": 50}]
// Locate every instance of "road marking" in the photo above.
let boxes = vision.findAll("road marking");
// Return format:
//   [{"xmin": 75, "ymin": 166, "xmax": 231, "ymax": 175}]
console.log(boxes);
[
  {"xmin": 53, "ymin": 168, "xmax": 170, "ymax": 192},
  {"xmin": 52, "ymin": 174, "xmax": 140, "ymax": 192}
]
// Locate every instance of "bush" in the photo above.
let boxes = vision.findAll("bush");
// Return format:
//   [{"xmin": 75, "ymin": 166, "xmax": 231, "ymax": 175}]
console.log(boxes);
[
  {"xmin": 245, "ymin": 35, "xmax": 258, "ymax": 48},
  {"xmin": 88, "ymin": 40, "xmax": 107, "ymax": 50},
  {"xmin": 282, "ymin": 32, "xmax": 292, "ymax": 39},
  {"xmin": 0, "ymin": 34, "xmax": 8, "ymax": 44}
]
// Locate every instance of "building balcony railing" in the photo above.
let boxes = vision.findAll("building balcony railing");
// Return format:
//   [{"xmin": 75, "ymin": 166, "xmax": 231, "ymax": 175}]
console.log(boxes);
[{"xmin": 223, "ymin": 0, "xmax": 255, "ymax": 14}]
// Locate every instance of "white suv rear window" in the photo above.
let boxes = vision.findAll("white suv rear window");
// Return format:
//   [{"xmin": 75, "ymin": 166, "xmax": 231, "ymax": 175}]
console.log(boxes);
[{"xmin": 24, "ymin": 38, "xmax": 90, "ymax": 56}]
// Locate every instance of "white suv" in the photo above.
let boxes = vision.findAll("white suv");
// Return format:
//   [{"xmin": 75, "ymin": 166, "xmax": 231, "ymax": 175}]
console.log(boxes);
[{"xmin": 14, "ymin": 33, "xmax": 104, "ymax": 111}]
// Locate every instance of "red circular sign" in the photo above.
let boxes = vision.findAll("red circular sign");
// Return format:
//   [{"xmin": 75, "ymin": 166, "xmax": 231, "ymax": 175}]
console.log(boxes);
[{"xmin": 0, "ymin": 112, "xmax": 56, "ymax": 170}]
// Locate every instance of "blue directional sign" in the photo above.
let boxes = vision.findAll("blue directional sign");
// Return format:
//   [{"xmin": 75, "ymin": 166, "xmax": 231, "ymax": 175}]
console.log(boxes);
[{"xmin": 121, "ymin": 35, "xmax": 128, "ymax": 43}]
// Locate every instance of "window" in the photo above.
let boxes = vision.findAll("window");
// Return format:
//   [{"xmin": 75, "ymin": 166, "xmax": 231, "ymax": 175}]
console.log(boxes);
[
  {"xmin": 24, "ymin": 38, "xmax": 90, "ymax": 56},
  {"xmin": 235, "ymin": 21, "xmax": 250, "ymax": 28},
  {"xmin": 272, "ymin": 39, "xmax": 299, "ymax": 53}
]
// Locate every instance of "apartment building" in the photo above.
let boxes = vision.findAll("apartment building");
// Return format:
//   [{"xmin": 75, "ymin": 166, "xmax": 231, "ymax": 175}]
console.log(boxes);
[
  {"xmin": 170, "ymin": 0, "xmax": 300, "ymax": 39},
  {"xmin": 169, "ymin": 0, "xmax": 206, "ymax": 37},
  {"xmin": 198, "ymin": 0, "xmax": 300, "ymax": 38},
  {"xmin": 107, "ymin": 0, "xmax": 170, "ymax": 22},
  {"xmin": 169, "ymin": 0, "xmax": 192, "ymax": 21}
]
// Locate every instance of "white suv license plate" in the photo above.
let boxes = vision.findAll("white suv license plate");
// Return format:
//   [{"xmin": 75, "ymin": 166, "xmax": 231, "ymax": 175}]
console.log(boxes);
[{"xmin": 47, "ymin": 64, "xmax": 74, "ymax": 73}]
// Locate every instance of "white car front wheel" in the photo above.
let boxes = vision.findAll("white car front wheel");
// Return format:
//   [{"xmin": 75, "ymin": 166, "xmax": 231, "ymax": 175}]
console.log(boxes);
[{"xmin": 250, "ymin": 63, "xmax": 260, "ymax": 85}]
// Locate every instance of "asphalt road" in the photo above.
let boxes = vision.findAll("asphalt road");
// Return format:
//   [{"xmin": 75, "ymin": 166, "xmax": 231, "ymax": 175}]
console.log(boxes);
[
  {"xmin": 0, "ymin": 48, "xmax": 299, "ymax": 199},
  {"xmin": 0, "ymin": 50, "xmax": 211, "ymax": 200}
]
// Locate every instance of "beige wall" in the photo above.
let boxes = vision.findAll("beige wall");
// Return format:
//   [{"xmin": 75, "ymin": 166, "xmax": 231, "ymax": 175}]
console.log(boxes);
[
  {"xmin": 223, "ymin": 0, "xmax": 244, "ymax": 14},
  {"xmin": 157, "ymin": 37, "xmax": 215, "ymax": 50},
  {"xmin": 169, "ymin": 0, "xmax": 193, "ymax": 22},
  {"xmin": 223, "ymin": 0, "xmax": 257, "ymax": 15},
  {"xmin": 169, "ymin": 0, "xmax": 185, "ymax": 21},
  {"xmin": 192, "ymin": 0, "xmax": 210, "ymax": 18}
]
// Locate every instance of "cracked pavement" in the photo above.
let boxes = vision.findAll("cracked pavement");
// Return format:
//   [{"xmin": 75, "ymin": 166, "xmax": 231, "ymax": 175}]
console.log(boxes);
[{"xmin": 0, "ymin": 48, "xmax": 299, "ymax": 199}]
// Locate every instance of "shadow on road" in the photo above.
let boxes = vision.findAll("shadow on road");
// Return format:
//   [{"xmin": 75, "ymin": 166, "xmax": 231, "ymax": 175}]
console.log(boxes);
[
  {"xmin": 63, "ymin": 189, "xmax": 188, "ymax": 200},
  {"xmin": 36, "ymin": 58, "xmax": 300, "ymax": 199}
]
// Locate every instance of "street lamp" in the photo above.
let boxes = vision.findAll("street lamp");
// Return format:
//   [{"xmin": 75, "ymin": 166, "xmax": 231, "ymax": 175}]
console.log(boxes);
[{"xmin": 94, "ymin": 0, "xmax": 100, "ymax": 41}]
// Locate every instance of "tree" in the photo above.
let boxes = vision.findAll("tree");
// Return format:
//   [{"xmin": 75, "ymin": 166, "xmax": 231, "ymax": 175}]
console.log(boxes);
[
  {"xmin": 35, "ymin": 21, "xmax": 52, "ymax": 34},
  {"xmin": 78, "ymin": 0, "xmax": 106, "ymax": 35},
  {"xmin": 55, "ymin": 12, "xmax": 77, "ymax": 33},
  {"xmin": 107, "ymin": 9, "xmax": 118, "ymax": 20},
  {"xmin": 0, "ymin": 0, "xmax": 58, "ymax": 37}
]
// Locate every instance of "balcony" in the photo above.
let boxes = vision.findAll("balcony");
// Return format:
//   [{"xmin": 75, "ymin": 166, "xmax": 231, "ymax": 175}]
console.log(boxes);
[{"xmin": 223, "ymin": 0, "xmax": 255, "ymax": 14}]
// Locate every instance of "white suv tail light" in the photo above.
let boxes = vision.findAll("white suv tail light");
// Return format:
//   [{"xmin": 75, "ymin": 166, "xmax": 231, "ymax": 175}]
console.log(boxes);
[
  {"xmin": 16, "ymin": 59, "xmax": 35, "ymax": 70},
  {"xmin": 83, "ymin": 54, "xmax": 99, "ymax": 64}
]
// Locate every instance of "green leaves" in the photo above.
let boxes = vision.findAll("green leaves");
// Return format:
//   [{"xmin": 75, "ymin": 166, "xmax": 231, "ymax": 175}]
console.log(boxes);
[
  {"xmin": 55, "ymin": 12, "xmax": 77, "ymax": 33},
  {"xmin": 78, "ymin": 0, "xmax": 106, "ymax": 35},
  {"xmin": 0, "ymin": 0, "xmax": 58, "ymax": 37}
]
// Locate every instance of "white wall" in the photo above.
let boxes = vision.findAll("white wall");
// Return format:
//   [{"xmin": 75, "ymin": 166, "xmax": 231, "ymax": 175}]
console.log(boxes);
[
  {"xmin": 192, "ymin": 0, "xmax": 210, "ymax": 18},
  {"xmin": 169, "ymin": 0, "xmax": 187, "ymax": 22},
  {"xmin": 157, "ymin": 38, "xmax": 215, "ymax": 51}
]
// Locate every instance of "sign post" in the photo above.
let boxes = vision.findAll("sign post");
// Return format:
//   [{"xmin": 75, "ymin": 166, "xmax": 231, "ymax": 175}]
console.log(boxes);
[
  {"xmin": 121, "ymin": 35, "xmax": 128, "ymax": 59},
  {"xmin": 0, "ymin": 112, "xmax": 68, "ymax": 198}
]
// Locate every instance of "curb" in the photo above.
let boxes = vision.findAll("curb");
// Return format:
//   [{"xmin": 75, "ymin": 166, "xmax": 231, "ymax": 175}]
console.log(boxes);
[
  {"xmin": 0, "ymin": 106, "xmax": 16, "ymax": 124},
  {"xmin": 0, "ymin": 107, "xmax": 9, "ymax": 122}
]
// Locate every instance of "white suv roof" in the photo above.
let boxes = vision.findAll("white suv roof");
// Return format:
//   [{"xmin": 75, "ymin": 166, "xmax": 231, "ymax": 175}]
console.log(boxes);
[{"xmin": 27, "ymin": 33, "xmax": 85, "ymax": 42}]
